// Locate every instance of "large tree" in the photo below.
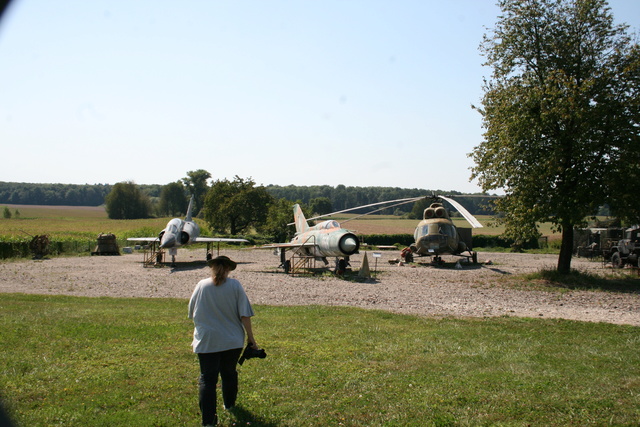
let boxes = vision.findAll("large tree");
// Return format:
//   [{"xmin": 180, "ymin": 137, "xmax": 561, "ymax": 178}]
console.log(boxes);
[
  {"xmin": 158, "ymin": 181, "xmax": 187, "ymax": 217},
  {"xmin": 202, "ymin": 176, "xmax": 274, "ymax": 235},
  {"xmin": 105, "ymin": 181, "xmax": 151, "ymax": 219},
  {"xmin": 257, "ymin": 197, "xmax": 300, "ymax": 242},
  {"xmin": 182, "ymin": 169, "xmax": 211, "ymax": 217},
  {"xmin": 471, "ymin": 0, "xmax": 640, "ymax": 273}
]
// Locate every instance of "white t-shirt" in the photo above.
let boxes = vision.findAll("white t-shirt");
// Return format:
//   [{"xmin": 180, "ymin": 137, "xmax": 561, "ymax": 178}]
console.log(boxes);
[{"xmin": 188, "ymin": 277, "xmax": 255, "ymax": 353}]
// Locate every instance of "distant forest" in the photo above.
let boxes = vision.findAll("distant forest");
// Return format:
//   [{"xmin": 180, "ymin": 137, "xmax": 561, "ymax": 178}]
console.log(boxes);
[
  {"xmin": 0, "ymin": 182, "xmax": 495, "ymax": 215},
  {"xmin": 264, "ymin": 185, "xmax": 494, "ymax": 215}
]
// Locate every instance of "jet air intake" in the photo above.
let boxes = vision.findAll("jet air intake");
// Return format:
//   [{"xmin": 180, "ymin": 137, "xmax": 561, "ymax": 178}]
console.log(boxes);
[
  {"xmin": 339, "ymin": 233, "xmax": 359, "ymax": 255},
  {"xmin": 424, "ymin": 204, "xmax": 447, "ymax": 219}
]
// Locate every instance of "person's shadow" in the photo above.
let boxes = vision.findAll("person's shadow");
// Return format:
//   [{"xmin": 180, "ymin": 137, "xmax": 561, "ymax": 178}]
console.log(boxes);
[
  {"xmin": 228, "ymin": 404, "xmax": 278, "ymax": 427},
  {"xmin": 0, "ymin": 396, "xmax": 16, "ymax": 427}
]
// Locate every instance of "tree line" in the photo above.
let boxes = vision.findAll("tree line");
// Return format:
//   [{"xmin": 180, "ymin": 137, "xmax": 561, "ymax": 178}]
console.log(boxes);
[
  {"xmin": 0, "ymin": 179, "xmax": 495, "ymax": 217},
  {"xmin": 0, "ymin": 182, "xmax": 115, "ymax": 206},
  {"xmin": 102, "ymin": 173, "xmax": 499, "ymax": 243},
  {"xmin": 265, "ymin": 185, "xmax": 495, "ymax": 216}
]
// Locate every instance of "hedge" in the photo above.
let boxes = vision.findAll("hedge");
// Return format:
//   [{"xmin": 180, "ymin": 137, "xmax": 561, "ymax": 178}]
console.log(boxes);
[{"xmin": 360, "ymin": 234, "xmax": 539, "ymax": 250}]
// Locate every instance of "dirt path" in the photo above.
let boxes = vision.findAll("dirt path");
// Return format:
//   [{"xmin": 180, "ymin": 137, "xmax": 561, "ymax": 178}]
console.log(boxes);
[{"xmin": 1, "ymin": 249, "xmax": 638, "ymax": 326}]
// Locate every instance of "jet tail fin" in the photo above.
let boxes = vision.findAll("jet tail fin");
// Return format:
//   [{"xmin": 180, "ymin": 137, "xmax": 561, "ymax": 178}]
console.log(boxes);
[
  {"xmin": 185, "ymin": 195, "xmax": 195, "ymax": 222},
  {"xmin": 293, "ymin": 204, "xmax": 309, "ymax": 233}
]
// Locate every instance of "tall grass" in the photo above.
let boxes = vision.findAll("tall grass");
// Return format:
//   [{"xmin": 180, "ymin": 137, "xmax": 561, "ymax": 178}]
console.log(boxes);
[{"xmin": 1, "ymin": 294, "xmax": 638, "ymax": 426}]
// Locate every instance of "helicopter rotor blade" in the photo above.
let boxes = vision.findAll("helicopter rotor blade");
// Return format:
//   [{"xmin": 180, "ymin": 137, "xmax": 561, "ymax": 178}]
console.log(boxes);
[
  {"xmin": 439, "ymin": 195, "xmax": 483, "ymax": 228},
  {"xmin": 340, "ymin": 198, "xmax": 424, "ymax": 224},
  {"xmin": 287, "ymin": 197, "xmax": 424, "ymax": 226}
]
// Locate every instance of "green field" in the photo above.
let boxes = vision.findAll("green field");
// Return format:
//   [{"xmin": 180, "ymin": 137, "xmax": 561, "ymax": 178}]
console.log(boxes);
[
  {"xmin": 0, "ymin": 204, "xmax": 173, "ymax": 240},
  {"xmin": 1, "ymin": 294, "xmax": 638, "ymax": 426},
  {"xmin": 0, "ymin": 204, "xmax": 560, "ymax": 241}
]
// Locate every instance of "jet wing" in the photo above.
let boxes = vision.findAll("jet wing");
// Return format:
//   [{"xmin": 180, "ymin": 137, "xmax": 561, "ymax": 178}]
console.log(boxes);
[
  {"xmin": 194, "ymin": 237, "xmax": 249, "ymax": 243},
  {"xmin": 127, "ymin": 237, "xmax": 159, "ymax": 242}
]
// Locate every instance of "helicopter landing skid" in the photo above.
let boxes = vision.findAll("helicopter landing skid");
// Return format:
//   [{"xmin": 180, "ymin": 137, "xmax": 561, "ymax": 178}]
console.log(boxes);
[
  {"xmin": 430, "ymin": 256, "xmax": 444, "ymax": 265},
  {"xmin": 405, "ymin": 251, "xmax": 478, "ymax": 266}
]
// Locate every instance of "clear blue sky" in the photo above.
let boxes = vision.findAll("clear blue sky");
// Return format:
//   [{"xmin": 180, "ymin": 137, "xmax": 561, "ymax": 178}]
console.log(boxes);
[{"xmin": 1, "ymin": 1, "xmax": 638, "ymax": 193}]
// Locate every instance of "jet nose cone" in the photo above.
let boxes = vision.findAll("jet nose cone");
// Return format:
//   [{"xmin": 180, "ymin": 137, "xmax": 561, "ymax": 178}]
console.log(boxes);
[
  {"xmin": 341, "ymin": 236, "xmax": 358, "ymax": 252},
  {"xmin": 160, "ymin": 235, "xmax": 176, "ymax": 248}
]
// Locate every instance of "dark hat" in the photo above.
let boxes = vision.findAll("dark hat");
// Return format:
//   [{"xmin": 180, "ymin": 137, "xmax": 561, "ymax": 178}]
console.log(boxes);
[{"xmin": 207, "ymin": 255, "xmax": 237, "ymax": 270}]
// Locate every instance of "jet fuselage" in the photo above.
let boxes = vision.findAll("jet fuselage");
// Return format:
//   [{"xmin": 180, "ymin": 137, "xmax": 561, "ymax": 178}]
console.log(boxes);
[
  {"xmin": 292, "ymin": 219, "xmax": 359, "ymax": 258},
  {"xmin": 159, "ymin": 217, "xmax": 200, "ymax": 249}
]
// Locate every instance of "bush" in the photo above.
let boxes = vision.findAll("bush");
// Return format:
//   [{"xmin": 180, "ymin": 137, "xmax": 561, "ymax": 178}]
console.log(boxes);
[
  {"xmin": 360, "ymin": 234, "xmax": 414, "ymax": 247},
  {"xmin": 472, "ymin": 234, "xmax": 539, "ymax": 250},
  {"xmin": 359, "ymin": 234, "xmax": 541, "ymax": 251},
  {"xmin": 0, "ymin": 236, "xmax": 124, "ymax": 259}
]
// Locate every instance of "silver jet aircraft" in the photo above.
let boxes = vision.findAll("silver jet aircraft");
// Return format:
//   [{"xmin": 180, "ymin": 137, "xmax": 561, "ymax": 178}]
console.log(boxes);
[{"xmin": 127, "ymin": 195, "xmax": 247, "ymax": 264}]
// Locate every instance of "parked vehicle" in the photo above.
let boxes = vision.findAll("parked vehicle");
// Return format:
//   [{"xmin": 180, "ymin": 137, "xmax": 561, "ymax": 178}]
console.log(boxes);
[{"xmin": 603, "ymin": 226, "xmax": 640, "ymax": 268}]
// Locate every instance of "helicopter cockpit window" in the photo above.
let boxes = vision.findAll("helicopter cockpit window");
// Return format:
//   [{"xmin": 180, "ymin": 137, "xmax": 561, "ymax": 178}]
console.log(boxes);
[
  {"xmin": 440, "ymin": 224, "xmax": 456, "ymax": 238},
  {"xmin": 417, "ymin": 225, "xmax": 432, "ymax": 237}
]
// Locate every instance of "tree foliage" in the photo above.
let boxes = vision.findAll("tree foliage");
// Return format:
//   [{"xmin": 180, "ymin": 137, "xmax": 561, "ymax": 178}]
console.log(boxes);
[
  {"xmin": 0, "ymin": 182, "xmax": 112, "ymax": 206},
  {"xmin": 0, "ymin": 180, "xmax": 495, "ymax": 217},
  {"xmin": 158, "ymin": 181, "xmax": 187, "ymax": 217},
  {"xmin": 105, "ymin": 182, "xmax": 152, "ymax": 219},
  {"xmin": 265, "ymin": 185, "xmax": 494, "ymax": 216},
  {"xmin": 257, "ymin": 198, "xmax": 301, "ymax": 242},
  {"xmin": 309, "ymin": 197, "xmax": 333, "ymax": 216},
  {"xmin": 202, "ymin": 176, "xmax": 274, "ymax": 235},
  {"xmin": 471, "ymin": 0, "xmax": 640, "ymax": 273},
  {"xmin": 182, "ymin": 170, "xmax": 211, "ymax": 217}
]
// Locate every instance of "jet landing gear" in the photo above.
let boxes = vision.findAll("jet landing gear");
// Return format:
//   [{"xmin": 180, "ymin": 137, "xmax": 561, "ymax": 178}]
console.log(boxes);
[
  {"xmin": 334, "ymin": 257, "xmax": 351, "ymax": 275},
  {"xmin": 278, "ymin": 251, "xmax": 351, "ymax": 276},
  {"xmin": 168, "ymin": 248, "xmax": 178, "ymax": 267},
  {"xmin": 278, "ymin": 250, "xmax": 291, "ymax": 273}
]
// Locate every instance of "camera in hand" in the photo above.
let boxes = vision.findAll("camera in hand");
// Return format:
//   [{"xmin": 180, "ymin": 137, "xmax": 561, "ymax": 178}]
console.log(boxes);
[{"xmin": 238, "ymin": 342, "xmax": 267, "ymax": 365}]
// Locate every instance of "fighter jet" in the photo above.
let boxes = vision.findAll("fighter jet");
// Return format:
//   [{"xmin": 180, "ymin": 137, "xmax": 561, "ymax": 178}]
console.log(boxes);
[
  {"xmin": 127, "ymin": 195, "xmax": 248, "ymax": 265},
  {"xmin": 263, "ymin": 204, "xmax": 360, "ymax": 274}
]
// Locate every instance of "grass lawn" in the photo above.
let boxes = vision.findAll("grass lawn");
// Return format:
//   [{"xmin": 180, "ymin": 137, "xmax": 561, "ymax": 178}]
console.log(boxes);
[{"xmin": 1, "ymin": 294, "xmax": 638, "ymax": 426}]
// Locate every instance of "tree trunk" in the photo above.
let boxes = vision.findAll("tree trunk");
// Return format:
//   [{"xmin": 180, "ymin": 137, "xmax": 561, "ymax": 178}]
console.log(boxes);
[{"xmin": 557, "ymin": 224, "xmax": 574, "ymax": 274}]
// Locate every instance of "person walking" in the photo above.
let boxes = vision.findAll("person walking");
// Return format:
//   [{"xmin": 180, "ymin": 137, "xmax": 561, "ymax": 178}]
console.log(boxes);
[{"xmin": 188, "ymin": 255, "xmax": 258, "ymax": 426}]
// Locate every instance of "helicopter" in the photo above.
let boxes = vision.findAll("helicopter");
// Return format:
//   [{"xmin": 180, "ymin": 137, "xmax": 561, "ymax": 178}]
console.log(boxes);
[{"xmin": 401, "ymin": 194, "xmax": 484, "ymax": 264}]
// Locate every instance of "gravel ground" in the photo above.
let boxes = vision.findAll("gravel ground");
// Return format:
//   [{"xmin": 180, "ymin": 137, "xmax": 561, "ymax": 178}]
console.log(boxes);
[{"xmin": 1, "ymin": 249, "xmax": 639, "ymax": 326}]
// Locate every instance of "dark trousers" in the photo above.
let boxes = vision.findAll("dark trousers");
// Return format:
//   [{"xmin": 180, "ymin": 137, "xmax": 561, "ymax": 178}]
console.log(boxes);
[{"xmin": 197, "ymin": 348, "xmax": 243, "ymax": 426}]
